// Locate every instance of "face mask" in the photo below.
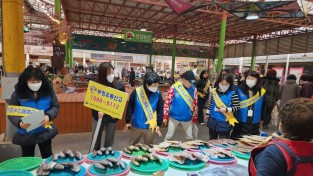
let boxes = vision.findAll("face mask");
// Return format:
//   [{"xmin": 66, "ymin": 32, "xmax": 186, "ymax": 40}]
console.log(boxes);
[
  {"xmin": 148, "ymin": 86, "xmax": 158, "ymax": 93},
  {"xmin": 28, "ymin": 82, "xmax": 42, "ymax": 92},
  {"xmin": 246, "ymin": 80, "xmax": 257, "ymax": 88},
  {"xmin": 107, "ymin": 74, "xmax": 114, "ymax": 83},
  {"xmin": 219, "ymin": 83, "xmax": 230, "ymax": 92}
]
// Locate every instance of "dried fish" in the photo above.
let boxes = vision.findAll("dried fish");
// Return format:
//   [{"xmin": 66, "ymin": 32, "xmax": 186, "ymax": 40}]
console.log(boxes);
[
  {"xmin": 36, "ymin": 165, "xmax": 50, "ymax": 176},
  {"xmin": 63, "ymin": 149, "xmax": 75, "ymax": 158},
  {"xmin": 123, "ymin": 147, "xmax": 132, "ymax": 154},
  {"xmin": 99, "ymin": 159, "xmax": 111, "ymax": 166},
  {"xmin": 118, "ymin": 160, "xmax": 126, "ymax": 169},
  {"xmin": 58, "ymin": 152, "xmax": 66, "ymax": 158},
  {"xmin": 53, "ymin": 164, "xmax": 65, "ymax": 170},
  {"xmin": 73, "ymin": 151, "xmax": 82, "ymax": 160},
  {"xmin": 100, "ymin": 147, "xmax": 107, "ymax": 152},
  {"xmin": 52, "ymin": 154, "xmax": 59, "ymax": 161},
  {"xmin": 131, "ymin": 158, "xmax": 140, "ymax": 166},
  {"xmin": 107, "ymin": 157, "xmax": 119, "ymax": 163},
  {"xmin": 47, "ymin": 161, "xmax": 57, "ymax": 170},
  {"xmin": 95, "ymin": 162, "xmax": 106, "ymax": 170},
  {"xmin": 97, "ymin": 150, "xmax": 103, "ymax": 156},
  {"xmin": 69, "ymin": 162, "xmax": 80, "ymax": 172}
]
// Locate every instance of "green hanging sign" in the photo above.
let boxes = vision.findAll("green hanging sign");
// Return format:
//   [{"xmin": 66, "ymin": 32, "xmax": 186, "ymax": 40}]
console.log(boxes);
[{"xmin": 123, "ymin": 29, "xmax": 153, "ymax": 43}]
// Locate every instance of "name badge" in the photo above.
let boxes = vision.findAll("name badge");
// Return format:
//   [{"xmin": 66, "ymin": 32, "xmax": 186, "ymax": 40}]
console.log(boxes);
[{"xmin": 248, "ymin": 109, "xmax": 253, "ymax": 117}]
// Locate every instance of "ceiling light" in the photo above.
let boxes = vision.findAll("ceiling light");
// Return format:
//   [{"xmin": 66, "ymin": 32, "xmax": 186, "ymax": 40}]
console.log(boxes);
[{"xmin": 246, "ymin": 13, "xmax": 259, "ymax": 20}]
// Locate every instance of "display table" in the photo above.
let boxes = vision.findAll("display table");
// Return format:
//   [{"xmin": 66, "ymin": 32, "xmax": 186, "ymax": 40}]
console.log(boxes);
[{"xmin": 28, "ymin": 153, "xmax": 249, "ymax": 176}]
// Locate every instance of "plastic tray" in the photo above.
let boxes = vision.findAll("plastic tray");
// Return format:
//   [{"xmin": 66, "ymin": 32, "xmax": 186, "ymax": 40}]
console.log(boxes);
[
  {"xmin": 168, "ymin": 159, "xmax": 206, "ymax": 171},
  {"xmin": 45, "ymin": 156, "xmax": 84, "ymax": 165},
  {"xmin": 187, "ymin": 145, "xmax": 212, "ymax": 152},
  {"xmin": 48, "ymin": 165, "xmax": 86, "ymax": 176},
  {"xmin": 130, "ymin": 159, "xmax": 169, "ymax": 174},
  {"xmin": 0, "ymin": 170, "xmax": 32, "ymax": 176},
  {"xmin": 87, "ymin": 161, "xmax": 129, "ymax": 176},
  {"xmin": 156, "ymin": 146, "xmax": 185, "ymax": 156},
  {"xmin": 0, "ymin": 157, "xmax": 43, "ymax": 171},
  {"xmin": 122, "ymin": 150, "xmax": 154, "ymax": 159},
  {"xmin": 85, "ymin": 151, "xmax": 121, "ymax": 163},
  {"xmin": 231, "ymin": 151, "xmax": 250, "ymax": 160},
  {"xmin": 209, "ymin": 156, "xmax": 237, "ymax": 164}
]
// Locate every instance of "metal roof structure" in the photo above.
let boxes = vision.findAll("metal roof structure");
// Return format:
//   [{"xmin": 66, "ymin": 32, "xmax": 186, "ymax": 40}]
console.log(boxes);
[{"xmin": 24, "ymin": 0, "xmax": 313, "ymax": 46}]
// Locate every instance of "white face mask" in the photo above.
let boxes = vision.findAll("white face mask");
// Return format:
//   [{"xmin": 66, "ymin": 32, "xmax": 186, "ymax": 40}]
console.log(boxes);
[
  {"xmin": 28, "ymin": 82, "xmax": 42, "ymax": 92},
  {"xmin": 148, "ymin": 86, "xmax": 158, "ymax": 93},
  {"xmin": 219, "ymin": 83, "xmax": 230, "ymax": 92},
  {"xmin": 107, "ymin": 74, "xmax": 114, "ymax": 83},
  {"xmin": 246, "ymin": 80, "xmax": 257, "ymax": 88}
]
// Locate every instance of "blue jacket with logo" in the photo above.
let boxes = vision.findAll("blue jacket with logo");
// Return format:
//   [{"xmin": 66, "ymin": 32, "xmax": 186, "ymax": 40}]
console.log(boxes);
[
  {"xmin": 210, "ymin": 90, "xmax": 235, "ymax": 122},
  {"xmin": 236, "ymin": 88, "xmax": 264, "ymax": 124},
  {"xmin": 169, "ymin": 85, "xmax": 196, "ymax": 122}
]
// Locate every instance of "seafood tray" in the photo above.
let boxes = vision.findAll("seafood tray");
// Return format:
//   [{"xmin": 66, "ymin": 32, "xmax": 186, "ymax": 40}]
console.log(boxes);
[
  {"xmin": 0, "ymin": 170, "xmax": 32, "ymax": 176},
  {"xmin": 46, "ymin": 149, "xmax": 84, "ymax": 164},
  {"xmin": 87, "ymin": 158, "xmax": 129, "ymax": 176},
  {"xmin": 0, "ymin": 157, "xmax": 43, "ymax": 171},
  {"xmin": 203, "ymin": 147, "xmax": 237, "ymax": 164},
  {"xmin": 168, "ymin": 152, "xmax": 208, "ymax": 170},
  {"xmin": 122, "ymin": 143, "xmax": 154, "ymax": 158},
  {"xmin": 129, "ymin": 154, "xmax": 169, "ymax": 174},
  {"xmin": 154, "ymin": 141, "xmax": 186, "ymax": 156},
  {"xmin": 86, "ymin": 147, "xmax": 121, "ymax": 163},
  {"xmin": 36, "ymin": 162, "xmax": 86, "ymax": 176},
  {"xmin": 210, "ymin": 139, "xmax": 238, "ymax": 148}
]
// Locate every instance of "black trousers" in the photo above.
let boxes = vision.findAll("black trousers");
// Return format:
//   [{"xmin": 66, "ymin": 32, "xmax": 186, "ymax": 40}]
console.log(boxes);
[
  {"xmin": 130, "ymin": 79, "xmax": 135, "ymax": 87},
  {"xmin": 209, "ymin": 127, "xmax": 230, "ymax": 140},
  {"xmin": 197, "ymin": 95, "xmax": 207, "ymax": 124},
  {"xmin": 263, "ymin": 106, "xmax": 274, "ymax": 126},
  {"xmin": 21, "ymin": 140, "xmax": 52, "ymax": 159}
]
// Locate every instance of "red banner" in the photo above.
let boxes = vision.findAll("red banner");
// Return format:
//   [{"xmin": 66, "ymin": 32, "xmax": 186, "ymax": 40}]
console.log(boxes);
[{"xmin": 165, "ymin": 0, "xmax": 193, "ymax": 14}]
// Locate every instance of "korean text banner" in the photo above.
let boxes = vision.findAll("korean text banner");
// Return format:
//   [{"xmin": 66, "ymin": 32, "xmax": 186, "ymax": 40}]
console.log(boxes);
[
  {"xmin": 84, "ymin": 81, "xmax": 128, "ymax": 119},
  {"xmin": 124, "ymin": 29, "xmax": 153, "ymax": 43}
]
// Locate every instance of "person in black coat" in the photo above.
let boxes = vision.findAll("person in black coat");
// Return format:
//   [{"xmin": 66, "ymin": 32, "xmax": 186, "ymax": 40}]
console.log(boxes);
[
  {"xmin": 8, "ymin": 67, "xmax": 59, "ymax": 158},
  {"xmin": 129, "ymin": 67, "xmax": 136, "ymax": 87},
  {"xmin": 91, "ymin": 62, "xmax": 125, "ymax": 150},
  {"xmin": 195, "ymin": 70, "xmax": 210, "ymax": 125}
]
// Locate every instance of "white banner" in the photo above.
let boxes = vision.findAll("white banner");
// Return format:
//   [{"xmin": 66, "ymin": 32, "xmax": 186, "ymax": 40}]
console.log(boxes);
[{"xmin": 25, "ymin": 45, "xmax": 53, "ymax": 56}]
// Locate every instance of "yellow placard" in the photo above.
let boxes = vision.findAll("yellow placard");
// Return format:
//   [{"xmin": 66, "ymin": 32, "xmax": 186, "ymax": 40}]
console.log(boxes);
[{"xmin": 84, "ymin": 81, "xmax": 128, "ymax": 119}]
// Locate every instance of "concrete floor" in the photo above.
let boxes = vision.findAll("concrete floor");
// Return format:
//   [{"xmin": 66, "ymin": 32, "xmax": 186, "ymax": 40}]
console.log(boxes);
[{"xmin": 0, "ymin": 124, "xmax": 278, "ymax": 162}]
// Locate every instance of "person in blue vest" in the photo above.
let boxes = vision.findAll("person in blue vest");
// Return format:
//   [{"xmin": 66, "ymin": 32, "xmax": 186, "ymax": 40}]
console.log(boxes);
[
  {"xmin": 124, "ymin": 72, "xmax": 163, "ymax": 145},
  {"xmin": 8, "ymin": 67, "xmax": 59, "ymax": 158},
  {"xmin": 163, "ymin": 71, "xmax": 198, "ymax": 140},
  {"xmin": 206, "ymin": 74, "xmax": 240, "ymax": 139},
  {"xmin": 233, "ymin": 71, "xmax": 265, "ymax": 137}
]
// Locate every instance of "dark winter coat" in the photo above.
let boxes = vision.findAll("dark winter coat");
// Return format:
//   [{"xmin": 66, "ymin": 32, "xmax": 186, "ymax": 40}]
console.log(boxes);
[
  {"xmin": 262, "ymin": 76, "xmax": 280, "ymax": 107},
  {"xmin": 300, "ymin": 82, "xmax": 313, "ymax": 99},
  {"xmin": 280, "ymin": 80, "xmax": 299, "ymax": 107},
  {"xmin": 8, "ymin": 84, "xmax": 59, "ymax": 146}
]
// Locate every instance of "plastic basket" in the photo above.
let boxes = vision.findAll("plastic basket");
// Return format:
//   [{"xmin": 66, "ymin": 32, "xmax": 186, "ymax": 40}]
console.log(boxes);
[
  {"xmin": 0, "ymin": 157, "xmax": 43, "ymax": 171},
  {"xmin": 130, "ymin": 159, "xmax": 169, "ymax": 174},
  {"xmin": 85, "ymin": 151, "xmax": 121, "ymax": 164},
  {"xmin": 231, "ymin": 151, "xmax": 250, "ymax": 160},
  {"xmin": 0, "ymin": 170, "xmax": 32, "ymax": 176},
  {"xmin": 87, "ymin": 161, "xmax": 129, "ymax": 176},
  {"xmin": 168, "ymin": 159, "xmax": 206, "ymax": 171},
  {"xmin": 48, "ymin": 165, "xmax": 86, "ymax": 176}
]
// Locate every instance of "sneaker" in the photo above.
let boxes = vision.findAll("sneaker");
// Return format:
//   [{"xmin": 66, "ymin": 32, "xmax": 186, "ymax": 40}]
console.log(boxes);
[{"xmin": 200, "ymin": 123, "xmax": 205, "ymax": 126}]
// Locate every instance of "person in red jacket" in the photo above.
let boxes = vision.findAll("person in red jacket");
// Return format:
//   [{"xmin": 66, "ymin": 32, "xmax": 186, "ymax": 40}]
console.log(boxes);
[{"xmin": 249, "ymin": 98, "xmax": 313, "ymax": 176}]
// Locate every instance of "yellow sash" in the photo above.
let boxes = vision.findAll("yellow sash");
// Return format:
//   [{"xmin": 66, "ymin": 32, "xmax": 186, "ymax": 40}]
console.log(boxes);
[
  {"xmin": 136, "ymin": 86, "xmax": 157, "ymax": 132},
  {"xmin": 211, "ymin": 89, "xmax": 238, "ymax": 126},
  {"xmin": 198, "ymin": 80, "xmax": 211, "ymax": 98},
  {"xmin": 173, "ymin": 82, "xmax": 193, "ymax": 110},
  {"xmin": 7, "ymin": 105, "xmax": 53, "ymax": 129},
  {"xmin": 240, "ymin": 88, "xmax": 266, "ymax": 109}
]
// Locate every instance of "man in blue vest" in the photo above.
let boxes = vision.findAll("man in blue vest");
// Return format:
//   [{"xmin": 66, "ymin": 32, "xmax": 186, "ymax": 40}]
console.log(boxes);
[{"xmin": 124, "ymin": 72, "xmax": 163, "ymax": 145}]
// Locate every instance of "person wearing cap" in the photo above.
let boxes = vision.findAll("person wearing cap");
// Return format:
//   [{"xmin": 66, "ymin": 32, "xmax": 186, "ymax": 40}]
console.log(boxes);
[
  {"xmin": 124, "ymin": 72, "xmax": 163, "ymax": 145},
  {"xmin": 163, "ymin": 71, "xmax": 198, "ymax": 140}
]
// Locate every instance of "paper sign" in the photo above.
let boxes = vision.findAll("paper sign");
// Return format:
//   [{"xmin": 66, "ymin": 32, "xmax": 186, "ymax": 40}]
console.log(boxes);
[
  {"xmin": 84, "ymin": 81, "xmax": 128, "ymax": 119},
  {"xmin": 22, "ymin": 110, "xmax": 45, "ymax": 132}
]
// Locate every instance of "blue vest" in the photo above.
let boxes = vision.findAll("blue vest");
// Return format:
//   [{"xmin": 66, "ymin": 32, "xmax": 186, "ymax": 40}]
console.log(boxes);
[
  {"xmin": 236, "ymin": 88, "xmax": 264, "ymax": 124},
  {"xmin": 132, "ymin": 91, "xmax": 159, "ymax": 129},
  {"xmin": 169, "ymin": 86, "xmax": 195, "ymax": 122},
  {"xmin": 210, "ymin": 90, "xmax": 235, "ymax": 122},
  {"xmin": 17, "ymin": 96, "xmax": 52, "ymax": 134}
]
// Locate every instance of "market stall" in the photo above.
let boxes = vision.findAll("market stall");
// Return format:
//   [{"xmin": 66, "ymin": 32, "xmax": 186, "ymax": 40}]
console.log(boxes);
[{"xmin": 0, "ymin": 137, "xmax": 265, "ymax": 176}]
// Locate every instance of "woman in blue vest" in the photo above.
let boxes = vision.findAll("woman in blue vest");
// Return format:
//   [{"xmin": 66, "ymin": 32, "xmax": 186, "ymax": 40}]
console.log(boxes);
[
  {"xmin": 234, "ymin": 71, "xmax": 264, "ymax": 136},
  {"xmin": 206, "ymin": 74, "xmax": 240, "ymax": 139},
  {"xmin": 8, "ymin": 67, "xmax": 59, "ymax": 158},
  {"xmin": 164, "ymin": 71, "xmax": 198, "ymax": 140},
  {"xmin": 124, "ymin": 72, "xmax": 163, "ymax": 145},
  {"xmin": 91, "ymin": 62, "xmax": 125, "ymax": 150}
]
